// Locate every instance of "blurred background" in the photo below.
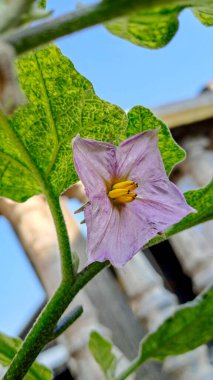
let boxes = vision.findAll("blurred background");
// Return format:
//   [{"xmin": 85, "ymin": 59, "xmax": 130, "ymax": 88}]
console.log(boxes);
[{"xmin": 0, "ymin": 1, "xmax": 213, "ymax": 379}]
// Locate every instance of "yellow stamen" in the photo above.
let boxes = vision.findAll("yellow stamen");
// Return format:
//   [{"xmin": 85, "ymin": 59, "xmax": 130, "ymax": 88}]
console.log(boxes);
[
  {"xmin": 108, "ymin": 180, "xmax": 138, "ymax": 203},
  {"xmin": 108, "ymin": 188, "xmax": 129, "ymax": 199},
  {"xmin": 126, "ymin": 183, "xmax": 138, "ymax": 191},
  {"xmin": 115, "ymin": 194, "xmax": 136, "ymax": 203},
  {"xmin": 112, "ymin": 180, "xmax": 135, "ymax": 189}
]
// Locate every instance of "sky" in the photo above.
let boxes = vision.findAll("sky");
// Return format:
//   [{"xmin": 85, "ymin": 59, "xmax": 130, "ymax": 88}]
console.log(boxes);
[{"xmin": 1, "ymin": 0, "xmax": 213, "ymax": 336}]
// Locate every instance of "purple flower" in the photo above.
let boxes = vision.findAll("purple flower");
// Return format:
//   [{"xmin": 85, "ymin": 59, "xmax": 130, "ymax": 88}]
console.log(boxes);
[{"xmin": 72, "ymin": 130, "xmax": 195, "ymax": 267}]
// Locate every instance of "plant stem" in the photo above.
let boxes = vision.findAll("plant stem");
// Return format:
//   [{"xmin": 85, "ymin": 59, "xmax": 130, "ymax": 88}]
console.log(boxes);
[
  {"xmin": 3, "ymin": 283, "xmax": 69, "ymax": 380},
  {"xmin": 114, "ymin": 356, "xmax": 143, "ymax": 380},
  {"xmin": 52, "ymin": 305, "xmax": 83, "ymax": 340},
  {"xmin": 4, "ymin": 0, "xmax": 181, "ymax": 55},
  {"xmin": 45, "ymin": 191, "xmax": 75, "ymax": 282},
  {"xmin": 3, "ymin": 190, "xmax": 109, "ymax": 379},
  {"xmin": 4, "ymin": 261, "xmax": 108, "ymax": 379}
]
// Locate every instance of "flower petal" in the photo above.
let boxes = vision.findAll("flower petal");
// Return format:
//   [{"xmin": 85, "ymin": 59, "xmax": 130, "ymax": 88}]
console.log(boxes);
[
  {"xmin": 116, "ymin": 129, "xmax": 162, "ymax": 182},
  {"xmin": 72, "ymin": 135, "xmax": 117, "ymax": 198},
  {"xmin": 134, "ymin": 196, "xmax": 194, "ymax": 234},
  {"xmin": 138, "ymin": 177, "xmax": 195, "ymax": 214},
  {"xmin": 84, "ymin": 192, "xmax": 194, "ymax": 267},
  {"xmin": 84, "ymin": 197, "xmax": 157, "ymax": 267}
]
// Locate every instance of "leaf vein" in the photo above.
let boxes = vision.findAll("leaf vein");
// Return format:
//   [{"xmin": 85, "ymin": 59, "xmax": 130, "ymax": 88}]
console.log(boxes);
[
  {"xmin": 34, "ymin": 53, "xmax": 59, "ymax": 175},
  {"xmin": 0, "ymin": 113, "xmax": 44, "ymax": 189}
]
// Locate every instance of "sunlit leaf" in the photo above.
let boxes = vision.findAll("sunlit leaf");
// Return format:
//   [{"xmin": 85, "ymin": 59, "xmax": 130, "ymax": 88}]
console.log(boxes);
[
  {"xmin": 0, "ymin": 44, "xmax": 127, "ymax": 202},
  {"xmin": 0, "ymin": 332, "xmax": 52, "ymax": 379},
  {"xmin": 105, "ymin": 1, "xmax": 213, "ymax": 49},
  {"xmin": 106, "ymin": 6, "xmax": 183, "ymax": 49},
  {"xmin": 89, "ymin": 331, "xmax": 117, "ymax": 380},
  {"xmin": 193, "ymin": 6, "xmax": 213, "ymax": 26}
]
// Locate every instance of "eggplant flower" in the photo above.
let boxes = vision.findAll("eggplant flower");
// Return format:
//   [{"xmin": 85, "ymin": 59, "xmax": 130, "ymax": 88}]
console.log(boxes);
[{"xmin": 72, "ymin": 130, "xmax": 195, "ymax": 267}]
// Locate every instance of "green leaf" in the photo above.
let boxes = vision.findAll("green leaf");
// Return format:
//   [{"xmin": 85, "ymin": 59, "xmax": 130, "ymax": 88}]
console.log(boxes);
[
  {"xmin": 193, "ymin": 6, "xmax": 213, "ymax": 26},
  {"xmin": 106, "ymin": 5, "xmax": 183, "ymax": 49},
  {"xmin": 138, "ymin": 285, "xmax": 213, "ymax": 364},
  {"xmin": 105, "ymin": 1, "xmax": 213, "ymax": 49},
  {"xmin": 0, "ymin": 332, "xmax": 52, "ymax": 379},
  {"xmin": 89, "ymin": 331, "xmax": 117, "ymax": 380},
  {"xmin": 0, "ymin": 333, "xmax": 21, "ymax": 367},
  {"xmin": 0, "ymin": 44, "xmax": 127, "ymax": 202},
  {"xmin": 0, "ymin": 45, "xmax": 185, "ymax": 204},
  {"xmin": 147, "ymin": 180, "xmax": 213, "ymax": 247},
  {"xmin": 127, "ymin": 106, "xmax": 185, "ymax": 174}
]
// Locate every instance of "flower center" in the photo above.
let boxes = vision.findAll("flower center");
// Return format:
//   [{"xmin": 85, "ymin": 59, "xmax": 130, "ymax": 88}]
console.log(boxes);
[{"xmin": 108, "ymin": 180, "xmax": 138, "ymax": 203}]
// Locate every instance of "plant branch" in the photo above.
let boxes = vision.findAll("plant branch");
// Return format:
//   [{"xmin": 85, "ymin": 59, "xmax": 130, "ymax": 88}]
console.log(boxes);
[
  {"xmin": 45, "ymin": 191, "xmax": 75, "ymax": 283},
  {"xmin": 4, "ymin": 0, "xmax": 179, "ymax": 55},
  {"xmin": 3, "ymin": 255, "xmax": 108, "ymax": 379},
  {"xmin": 3, "ymin": 283, "xmax": 72, "ymax": 380},
  {"xmin": 3, "ymin": 185, "xmax": 108, "ymax": 379},
  {"xmin": 52, "ymin": 305, "xmax": 83, "ymax": 339}
]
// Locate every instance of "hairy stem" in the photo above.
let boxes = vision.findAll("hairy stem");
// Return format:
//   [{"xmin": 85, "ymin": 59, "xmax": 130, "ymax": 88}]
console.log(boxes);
[
  {"xmin": 3, "ymin": 190, "xmax": 108, "ymax": 379},
  {"xmin": 45, "ymin": 191, "xmax": 75, "ymax": 282},
  {"xmin": 4, "ymin": 261, "xmax": 108, "ymax": 379},
  {"xmin": 4, "ymin": 0, "xmax": 182, "ymax": 55},
  {"xmin": 3, "ymin": 283, "xmax": 70, "ymax": 380}
]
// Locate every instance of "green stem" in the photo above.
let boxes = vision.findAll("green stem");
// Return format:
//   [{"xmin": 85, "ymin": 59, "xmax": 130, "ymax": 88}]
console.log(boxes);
[
  {"xmin": 45, "ymin": 191, "xmax": 75, "ymax": 282},
  {"xmin": 114, "ymin": 356, "xmax": 143, "ymax": 380},
  {"xmin": 3, "ymin": 0, "xmax": 187, "ymax": 55},
  {"xmin": 52, "ymin": 305, "xmax": 84, "ymax": 340},
  {"xmin": 3, "ymin": 190, "xmax": 108, "ymax": 379},
  {"xmin": 3, "ymin": 283, "xmax": 70, "ymax": 380},
  {"xmin": 4, "ymin": 261, "xmax": 108, "ymax": 379}
]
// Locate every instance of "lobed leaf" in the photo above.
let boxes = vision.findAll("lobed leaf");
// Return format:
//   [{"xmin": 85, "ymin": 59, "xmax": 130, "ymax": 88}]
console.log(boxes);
[
  {"xmin": 0, "ymin": 332, "xmax": 52, "ymax": 379},
  {"xmin": 0, "ymin": 44, "xmax": 127, "ymax": 202},
  {"xmin": 138, "ymin": 285, "xmax": 213, "ymax": 363},
  {"xmin": 89, "ymin": 331, "xmax": 117, "ymax": 380}
]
